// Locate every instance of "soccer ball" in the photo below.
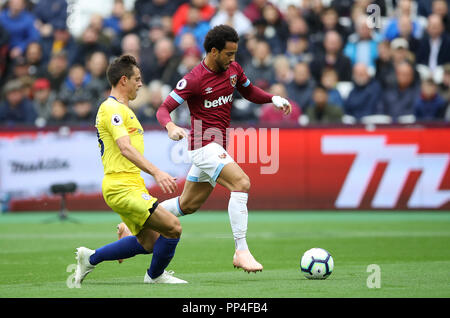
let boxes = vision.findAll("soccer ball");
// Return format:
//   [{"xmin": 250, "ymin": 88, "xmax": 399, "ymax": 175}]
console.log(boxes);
[{"xmin": 300, "ymin": 248, "xmax": 334, "ymax": 280}]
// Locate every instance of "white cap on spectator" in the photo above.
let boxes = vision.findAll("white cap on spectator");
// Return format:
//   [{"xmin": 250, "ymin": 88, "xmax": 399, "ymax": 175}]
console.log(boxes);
[{"xmin": 390, "ymin": 38, "xmax": 409, "ymax": 50}]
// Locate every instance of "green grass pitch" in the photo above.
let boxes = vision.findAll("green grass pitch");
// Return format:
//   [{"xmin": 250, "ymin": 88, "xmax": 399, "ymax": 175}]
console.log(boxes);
[{"xmin": 0, "ymin": 211, "xmax": 449, "ymax": 298}]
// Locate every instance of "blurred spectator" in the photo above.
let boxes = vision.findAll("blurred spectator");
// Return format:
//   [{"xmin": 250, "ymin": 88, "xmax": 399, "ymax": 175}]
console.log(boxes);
[
  {"xmin": 103, "ymin": 0, "xmax": 126, "ymax": 38},
  {"xmin": 431, "ymin": 0, "xmax": 450, "ymax": 34},
  {"xmin": 175, "ymin": 47, "xmax": 202, "ymax": 78},
  {"xmin": 390, "ymin": 38, "xmax": 416, "ymax": 65},
  {"xmin": 285, "ymin": 35, "xmax": 313, "ymax": 65},
  {"xmin": 320, "ymin": 68, "xmax": 343, "ymax": 108},
  {"xmin": 0, "ymin": 0, "xmax": 40, "ymax": 59},
  {"xmin": 46, "ymin": 98, "xmax": 73, "ymax": 126},
  {"xmin": 74, "ymin": 26, "xmax": 110, "ymax": 66},
  {"xmin": 416, "ymin": 14, "xmax": 450, "ymax": 72},
  {"xmin": 344, "ymin": 63, "xmax": 382, "ymax": 120},
  {"xmin": 118, "ymin": 11, "xmax": 139, "ymax": 37},
  {"xmin": 0, "ymin": 79, "xmax": 37, "ymax": 125},
  {"xmin": 33, "ymin": 0, "xmax": 67, "ymax": 38},
  {"xmin": 85, "ymin": 51, "xmax": 110, "ymax": 104},
  {"xmin": 70, "ymin": 94, "xmax": 96, "ymax": 125},
  {"xmin": 301, "ymin": 0, "xmax": 326, "ymax": 37},
  {"xmin": 172, "ymin": 0, "xmax": 215, "ymax": 36},
  {"xmin": 313, "ymin": 7, "xmax": 352, "ymax": 48},
  {"xmin": 376, "ymin": 38, "xmax": 418, "ymax": 88},
  {"xmin": 58, "ymin": 64, "xmax": 96, "ymax": 107},
  {"xmin": 414, "ymin": 78, "xmax": 447, "ymax": 121},
  {"xmin": 120, "ymin": 33, "xmax": 153, "ymax": 85},
  {"xmin": 344, "ymin": 14, "xmax": 381, "ymax": 70},
  {"xmin": 383, "ymin": 0, "xmax": 423, "ymax": 41},
  {"xmin": 287, "ymin": 15, "xmax": 309, "ymax": 38},
  {"xmin": 243, "ymin": 39, "xmax": 274, "ymax": 90},
  {"xmin": 31, "ymin": 77, "xmax": 56, "ymax": 122},
  {"xmin": 210, "ymin": 0, "xmax": 252, "ymax": 36},
  {"xmin": 272, "ymin": 54, "xmax": 293, "ymax": 85},
  {"xmin": 286, "ymin": 62, "xmax": 315, "ymax": 111},
  {"xmin": 145, "ymin": 37, "xmax": 182, "ymax": 87},
  {"xmin": 261, "ymin": 4, "xmax": 289, "ymax": 52},
  {"xmin": 87, "ymin": 14, "xmax": 112, "ymax": 47},
  {"xmin": 306, "ymin": 85, "xmax": 343, "ymax": 124},
  {"xmin": 111, "ymin": 11, "xmax": 140, "ymax": 56},
  {"xmin": 175, "ymin": 6, "xmax": 210, "ymax": 54},
  {"xmin": 7, "ymin": 55, "xmax": 29, "ymax": 79},
  {"xmin": 310, "ymin": 30, "xmax": 352, "ymax": 82},
  {"xmin": 177, "ymin": 32, "xmax": 199, "ymax": 53},
  {"xmin": 376, "ymin": 61, "xmax": 421, "ymax": 121},
  {"xmin": 134, "ymin": 0, "xmax": 178, "ymax": 31},
  {"xmin": 137, "ymin": 80, "xmax": 170, "ymax": 123},
  {"xmin": 375, "ymin": 40, "xmax": 394, "ymax": 87},
  {"xmin": 24, "ymin": 41, "xmax": 45, "ymax": 77},
  {"xmin": 252, "ymin": 18, "xmax": 285, "ymax": 55},
  {"xmin": 40, "ymin": 21, "xmax": 77, "ymax": 66},
  {"xmin": 396, "ymin": 14, "xmax": 420, "ymax": 54},
  {"xmin": 36, "ymin": 51, "xmax": 69, "ymax": 92},
  {"xmin": 243, "ymin": 0, "xmax": 269, "ymax": 23},
  {"xmin": 259, "ymin": 83, "xmax": 301, "ymax": 125}
]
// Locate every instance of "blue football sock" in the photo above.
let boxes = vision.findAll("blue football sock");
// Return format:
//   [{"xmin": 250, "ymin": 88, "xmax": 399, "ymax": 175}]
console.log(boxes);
[
  {"xmin": 89, "ymin": 236, "xmax": 149, "ymax": 265},
  {"xmin": 147, "ymin": 236, "xmax": 180, "ymax": 279}
]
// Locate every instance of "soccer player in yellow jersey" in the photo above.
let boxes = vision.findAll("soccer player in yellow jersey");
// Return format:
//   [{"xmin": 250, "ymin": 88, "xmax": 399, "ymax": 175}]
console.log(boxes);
[{"xmin": 74, "ymin": 55, "xmax": 187, "ymax": 285}]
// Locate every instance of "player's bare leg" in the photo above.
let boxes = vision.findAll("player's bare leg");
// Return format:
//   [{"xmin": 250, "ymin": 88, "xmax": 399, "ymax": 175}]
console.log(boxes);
[
  {"xmin": 178, "ymin": 181, "xmax": 214, "ymax": 214},
  {"xmin": 216, "ymin": 162, "xmax": 263, "ymax": 273},
  {"xmin": 116, "ymin": 222, "xmax": 133, "ymax": 263}
]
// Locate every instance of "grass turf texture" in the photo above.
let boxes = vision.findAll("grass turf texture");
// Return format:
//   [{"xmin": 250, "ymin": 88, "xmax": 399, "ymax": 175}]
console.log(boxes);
[{"xmin": 0, "ymin": 211, "xmax": 449, "ymax": 298}]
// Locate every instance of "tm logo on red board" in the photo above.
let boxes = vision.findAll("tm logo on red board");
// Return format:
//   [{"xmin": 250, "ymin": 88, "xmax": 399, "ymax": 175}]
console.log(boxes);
[{"xmin": 321, "ymin": 135, "xmax": 450, "ymax": 209}]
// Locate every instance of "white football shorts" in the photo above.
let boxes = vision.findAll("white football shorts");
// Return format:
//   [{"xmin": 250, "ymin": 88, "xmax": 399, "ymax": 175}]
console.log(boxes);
[{"xmin": 187, "ymin": 142, "xmax": 234, "ymax": 187}]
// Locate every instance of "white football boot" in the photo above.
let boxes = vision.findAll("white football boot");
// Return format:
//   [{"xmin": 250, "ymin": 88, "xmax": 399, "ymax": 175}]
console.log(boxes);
[
  {"xmin": 144, "ymin": 270, "xmax": 188, "ymax": 284},
  {"xmin": 74, "ymin": 247, "xmax": 96, "ymax": 286}
]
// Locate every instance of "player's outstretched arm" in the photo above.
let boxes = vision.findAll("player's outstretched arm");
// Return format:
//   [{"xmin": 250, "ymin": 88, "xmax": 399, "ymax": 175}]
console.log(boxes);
[
  {"xmin": 238, "ymin": 82, "xmax": 292, "ymax": 115},
  {"xmin": 116, "ymin": 135, "xmax": 178, "ymax": 193}
]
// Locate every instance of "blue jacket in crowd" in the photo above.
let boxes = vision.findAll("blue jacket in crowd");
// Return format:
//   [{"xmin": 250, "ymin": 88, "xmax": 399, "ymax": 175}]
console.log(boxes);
[{"xmin": 0, "ymin": 8, "xmax": 40, "ymax": 54}]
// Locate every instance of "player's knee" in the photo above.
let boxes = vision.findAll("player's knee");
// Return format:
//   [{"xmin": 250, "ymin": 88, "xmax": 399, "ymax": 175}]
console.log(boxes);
[
  {"xmin": 164, "ymin": 218, "xmax": 182, "ymax": 239},
  {"xmin": 233, "ymin": 175, "xmax": 251, "ymax": 192}
]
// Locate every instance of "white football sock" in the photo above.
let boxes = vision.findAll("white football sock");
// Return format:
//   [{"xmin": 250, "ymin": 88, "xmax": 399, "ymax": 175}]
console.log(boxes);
[
  {"xmin": 228, "ymin": 192, "xmax": 249, "ymax": 251},
  {"xmin": 160, "ymin": 196, "xmax": 184, "ymax": 217}
]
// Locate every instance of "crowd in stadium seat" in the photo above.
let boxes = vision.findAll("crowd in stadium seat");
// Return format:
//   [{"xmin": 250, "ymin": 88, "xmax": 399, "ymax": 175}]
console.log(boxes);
[{"xmin": 0, "ymin": 0, "xmax": 449, "ymax": 128}]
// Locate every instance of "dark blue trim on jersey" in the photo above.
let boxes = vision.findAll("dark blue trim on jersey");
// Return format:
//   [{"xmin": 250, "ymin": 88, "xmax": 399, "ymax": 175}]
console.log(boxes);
[{"xmin": 109, "ymin": 96, "xmax": 119, "ymax": 101}]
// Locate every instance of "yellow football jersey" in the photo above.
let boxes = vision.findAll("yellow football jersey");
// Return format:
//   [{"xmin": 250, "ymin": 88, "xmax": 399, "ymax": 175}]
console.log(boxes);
[{"xmin": 95, "ymin": 97, "xmax": 144, "ymax": 175}]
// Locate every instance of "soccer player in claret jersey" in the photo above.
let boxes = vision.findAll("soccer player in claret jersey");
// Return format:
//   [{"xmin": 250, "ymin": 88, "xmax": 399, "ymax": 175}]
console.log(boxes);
[
  {"xmin": 74, "ymin": 54, "xmax": 187, "ymax": 285},
  {"xmin": 118, "ymin": 25, "xmax": 292, "ymax": 273}
]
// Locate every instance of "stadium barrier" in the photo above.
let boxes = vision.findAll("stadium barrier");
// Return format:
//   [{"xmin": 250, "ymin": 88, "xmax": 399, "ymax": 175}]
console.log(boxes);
[{"xmin": 1, "ymin": 125, "xmax": 449, "ymax": 211}]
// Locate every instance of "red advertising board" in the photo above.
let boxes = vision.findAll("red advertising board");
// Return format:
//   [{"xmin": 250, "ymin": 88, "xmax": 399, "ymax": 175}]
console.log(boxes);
[
  {"xmin": 6, "ymin": 127, "xmax": 450, "ymax": 211},
  {"xmin": 202, "ymin": 127, "xmax": 450, "ymax": 210}
]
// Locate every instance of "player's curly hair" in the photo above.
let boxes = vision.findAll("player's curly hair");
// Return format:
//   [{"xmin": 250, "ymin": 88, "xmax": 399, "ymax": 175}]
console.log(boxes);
[
  {"xmin": 204, "ymin": 25, "xmax": 239, "ymax": 53},
  {"xmin": 106, "ymin": 54, "xmax": 138, "ymax": 87}
]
